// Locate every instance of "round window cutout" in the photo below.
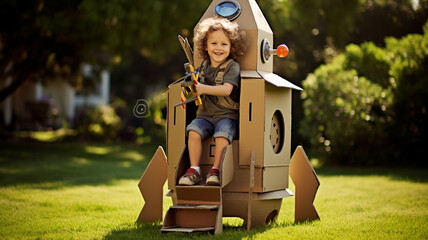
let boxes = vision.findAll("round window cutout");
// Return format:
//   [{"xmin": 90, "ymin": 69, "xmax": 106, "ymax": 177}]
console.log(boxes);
[
  {"xmin": 269, "ymin": 110, "xmax": 285, "ymax": 154},
  {"xmin": 214, "ymin": 0, "xmax": 242, "ymax": 21}
]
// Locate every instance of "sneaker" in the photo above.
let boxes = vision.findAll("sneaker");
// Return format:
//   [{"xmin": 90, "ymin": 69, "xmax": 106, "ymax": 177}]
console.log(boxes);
[
  {"xmin": 178, "ymin": 168, "xmax": 202, "ymax": 186},
  {"xmin": 206, "ymin": 168, "xmax": 220, "ymax": 186}
]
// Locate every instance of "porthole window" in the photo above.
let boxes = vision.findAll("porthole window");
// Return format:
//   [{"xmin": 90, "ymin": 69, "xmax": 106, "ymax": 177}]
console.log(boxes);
[
  {"xmin": 269, "ymin": 110, "xmax": 285, "ymax": 154},
  {"xmin": 214, "ymin": 0, "xmax": 242, "ymax": 21}
]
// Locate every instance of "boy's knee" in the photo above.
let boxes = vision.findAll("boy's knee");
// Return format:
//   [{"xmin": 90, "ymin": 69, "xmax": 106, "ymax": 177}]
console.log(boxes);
[
  {"xmin": 215, "ymin": 136, "xmax": 230, "ymax": 146},
  {"xmin": 188, "ymin": 130, "xmax": 202, "ymax": 140}
]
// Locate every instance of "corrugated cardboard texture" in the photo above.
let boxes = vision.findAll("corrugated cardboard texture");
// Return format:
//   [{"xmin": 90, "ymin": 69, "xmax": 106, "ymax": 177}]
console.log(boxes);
[
  {"xmin": 220, "ymin": 141, "xmax": 235, "ymax": 188},
  {"xmin": 162, "ymin": 207, "xmax": 218, "ymax": 228},
  {"xmin": 290, "ymin": 146, "xmax": 320, "ymax": 222},
  {"xmin": 175, "ymin": 141, "xmax": 235, "ymax": 188},
  {"xmin": 239, "ymin": 78, "xmax": 265, "ymax": 166},
  {"xmin": 137, "ymin": 146, "xmax": 167, "ymax": 222},
  {"xmin": 263, "ymin": 84, "xmax": 291, "ymax": 167},
  {"xmin": 223, "ymin": 165, "xmax": 288, "ymax": 193},
  {"xmin": 239, "ymin": 78, "xmax": 292, "ymax": 168},
  {"xmin": 175, "ymin": 146, "xmax": 190, "ymax": 186},
  {"xmin": 176, "ymin": 186, "xmax": 222, "ymax": 205},
  {"xmin": 167, "ymin": 82, "xmax": 186, "ymax": 190},
  {"xmin": 200, "ymin": 138, "xmax": 237, "ymax": 167},
  {"xmin": 224, "ymin": 136, "xmax": 288, "ymax": 192},
  {"xmin": 194, "ymin": 0, "xmax": 274, "ymax": 73},
  {"xmin": 259, "ymin": 71, "xmax": 303, "ymax": 90},
  {"xmin": 222, "ymin": 197, "xmax": 282, "ymax": 228}
]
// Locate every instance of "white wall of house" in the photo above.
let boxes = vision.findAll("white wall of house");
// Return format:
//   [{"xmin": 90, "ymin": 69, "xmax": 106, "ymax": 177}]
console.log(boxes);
[{"xmin": 1, "ymin": 64, "xmax": 110, "ymax": 128}]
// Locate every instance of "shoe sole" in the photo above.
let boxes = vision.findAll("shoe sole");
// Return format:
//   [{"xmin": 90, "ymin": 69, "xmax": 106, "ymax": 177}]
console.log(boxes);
[
  {"xmin": 206, "ymin": 176, "xmax": 220, "ymax": 186},
  {"xmin": 179, "ymin": 178, "xmax": 202, "ymax": 186}
]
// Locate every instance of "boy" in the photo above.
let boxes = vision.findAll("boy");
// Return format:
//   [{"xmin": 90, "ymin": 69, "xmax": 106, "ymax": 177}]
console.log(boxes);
[{"xmin": 179, "ymin": 17, "xmax": 247, "ymax": 186}]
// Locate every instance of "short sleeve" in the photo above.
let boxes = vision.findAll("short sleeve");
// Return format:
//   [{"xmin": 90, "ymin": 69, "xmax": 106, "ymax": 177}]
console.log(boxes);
[{"xmin": 222, "ymin": 61, "xmax": 240, "ymax": 87}]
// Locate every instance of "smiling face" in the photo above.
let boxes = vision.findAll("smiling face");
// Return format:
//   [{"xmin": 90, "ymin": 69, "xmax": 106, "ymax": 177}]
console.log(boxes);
[{"xmin": 206, "ymin": 29, "xmax": 231, "ymax": 67}]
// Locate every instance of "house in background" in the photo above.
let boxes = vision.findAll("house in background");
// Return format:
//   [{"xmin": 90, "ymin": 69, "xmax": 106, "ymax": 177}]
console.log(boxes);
[{"xmin": 1, "ymin": 63, "xmax": 110, "ymax": 130}]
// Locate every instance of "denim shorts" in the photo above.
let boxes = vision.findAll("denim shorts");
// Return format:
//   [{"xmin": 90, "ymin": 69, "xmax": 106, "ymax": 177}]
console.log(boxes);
[{"xmin": 186, "ymin": 117, "xmax": 237, "ymax": 143}]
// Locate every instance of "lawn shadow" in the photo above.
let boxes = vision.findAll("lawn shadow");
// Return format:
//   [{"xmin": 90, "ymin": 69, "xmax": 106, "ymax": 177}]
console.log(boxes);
[
  {"xmin": 102, "ymin": 218, "xmax": 300, "ymax": 240},
  {"xmin": 0, "ymin": 140, "xmax": 164, "ymax": 188},
  {"xmin": 316, "ymin": 167, "xmax": 428, "ymax": 183}
]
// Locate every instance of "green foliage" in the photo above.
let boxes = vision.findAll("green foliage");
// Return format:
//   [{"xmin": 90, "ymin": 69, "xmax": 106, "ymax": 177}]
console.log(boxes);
[
  {"xmin": 344, "ymin": 42, "xmax": 391, "ymax": 88},
  {"xmin": 300, "ymin": 21, "xmax": 428, "ymax": 166},
  {"xmin": 0, "ymin": 0, "xmax": 210, "ymax": 100},
  {"xmin": 386, "ymin": 26, "xmax": 428, "ymax": 165},
  {"xmin": 74, "ymin": 105, "xmax": 122, "ymax": 141}
]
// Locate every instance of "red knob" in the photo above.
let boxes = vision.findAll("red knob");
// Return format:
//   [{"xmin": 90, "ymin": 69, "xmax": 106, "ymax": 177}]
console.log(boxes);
[{"xmin": 276, "ymin": 44, "xmax": 289, "ymax": 58}]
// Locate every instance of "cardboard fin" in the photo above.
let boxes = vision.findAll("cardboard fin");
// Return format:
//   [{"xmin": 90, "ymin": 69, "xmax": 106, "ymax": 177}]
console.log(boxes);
[
  {"xmin": 137, "ymin": 146, "xmax": 168, "ymax": 222},
  {"xmin": 289, "ymin": 146, "xmax": 320, "ymax": 222}
]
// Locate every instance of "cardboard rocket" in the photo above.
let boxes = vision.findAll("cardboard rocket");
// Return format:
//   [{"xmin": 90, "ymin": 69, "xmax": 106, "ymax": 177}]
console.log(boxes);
[{"xmin": 137, "ymin": 0, "xmax": 320, "ymax": 234}]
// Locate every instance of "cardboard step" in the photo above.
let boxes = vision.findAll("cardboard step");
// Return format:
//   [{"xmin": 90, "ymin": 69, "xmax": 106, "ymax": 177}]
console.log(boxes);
[
  {"xmin": 162, "ymin": 186, "xmax": 223, "ymax": 234},
  {"xmin": 161, "ymin": 226, "xmax": 215, "ymax": 233},
  {"xmin": 170, "ymin": 204, "xmax": 219, "ymax": 210},
  {"xmin": 161, "ymin": 204, "xmax": 223, "ymax": 234}
]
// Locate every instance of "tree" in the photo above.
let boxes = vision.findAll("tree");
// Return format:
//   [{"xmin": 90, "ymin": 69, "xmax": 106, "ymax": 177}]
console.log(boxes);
[
  {"xmin": 258, "ymin": 0, "xmax": 428, "ymax": 150},
  {"xmin": 0, "ymin": 0, "xmax": 210, "ymax": 102},
  {"xmin": 299, "ymin": 21, "xmax": 428, "ymax": 166}
]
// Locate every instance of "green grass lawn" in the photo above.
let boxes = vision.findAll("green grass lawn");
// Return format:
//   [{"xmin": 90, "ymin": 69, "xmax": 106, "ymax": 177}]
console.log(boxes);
[{"xmin": 0, "ymin": 141, "xmax": 427, "ymax": 239}]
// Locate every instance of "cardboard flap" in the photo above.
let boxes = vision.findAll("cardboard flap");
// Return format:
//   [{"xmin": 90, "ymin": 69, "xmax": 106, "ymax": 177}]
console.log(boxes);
[
  {"xmin": 175, "ymin": 145, "xmax": 190, "ymax": 186},
  {"xmin": 241, "ymin": 70, "xmax": 262, "ymax": 79},
  {"xmin": 175, "ymin": 186, "xmax": 222, "ymax": 205},
  {"xmin": 220, "ymin": 143, "xmax": 235, "ymax": 188},
  {"xmin": 258, "ymin": 71, "xmax": 303, "ymax": 90},
  {"xmin": 254, "ymin": 189, "xmax": 293, "ymax": 200}
]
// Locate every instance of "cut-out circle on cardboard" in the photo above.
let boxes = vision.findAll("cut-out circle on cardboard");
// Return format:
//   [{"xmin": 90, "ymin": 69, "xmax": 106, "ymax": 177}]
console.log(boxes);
[
  {"xmin": 270, "ymin": 110, "xmax": 285, "ymax": 154},
  {"xmin": 214, "ymin": 0, "xmax": 242, "ymax": 21}
]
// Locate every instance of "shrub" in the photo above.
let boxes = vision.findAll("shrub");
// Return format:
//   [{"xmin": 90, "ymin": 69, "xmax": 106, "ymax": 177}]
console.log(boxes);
[
  {"xmin": 74, "ymin": 105, "xmax": 122, "ymax": 141},
  {"xmin": 300, "ymin": 21, "xmax": 428, "ymax": 166}
]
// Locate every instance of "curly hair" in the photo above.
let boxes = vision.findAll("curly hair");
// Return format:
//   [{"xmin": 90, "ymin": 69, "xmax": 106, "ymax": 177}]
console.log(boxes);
[{"xmin": 194, "ymin": 17, "xmax": 247, "ymax": 61}]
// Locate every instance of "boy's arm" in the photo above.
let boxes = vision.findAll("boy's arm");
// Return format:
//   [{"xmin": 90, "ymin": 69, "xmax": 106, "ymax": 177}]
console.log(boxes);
[{"xmin": 195, "ymin": 82, "xmax": 233, "ymax": 97}]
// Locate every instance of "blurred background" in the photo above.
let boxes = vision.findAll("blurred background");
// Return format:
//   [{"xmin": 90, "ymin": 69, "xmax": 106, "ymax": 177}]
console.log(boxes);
[{"xmin": 1, "ymin": 0, "xmax": 427, "ymax": 167}]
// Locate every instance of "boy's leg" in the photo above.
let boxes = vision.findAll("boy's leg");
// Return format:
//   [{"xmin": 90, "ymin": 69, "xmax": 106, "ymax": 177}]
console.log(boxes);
[
  {"xmin": 206, "ymin": 137, "xmax": 229, "ymax": 186},
  {"xmin": 207, "ymin": 118, "xmax": 237, "ymax": 185},
  {"xmin": 188, "ymin": 130, "xmax": 202, "ymax": 167},
  {"xmin": 212, "ymin": 137, "xmax": 229, "ymax": 169},
  {"xmin": 179, "ymin": 130, "xmax": 203, "ymax": 186},
  {"xmin": 179, "ymin": 118, "xmax": 214, "ymax": 186}
]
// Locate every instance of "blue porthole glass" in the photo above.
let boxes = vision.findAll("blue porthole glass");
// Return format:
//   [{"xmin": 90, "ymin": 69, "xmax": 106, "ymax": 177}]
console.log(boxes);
[{"xmin": 214, "ymin": 0, "xmax": 241, "ymax": 21}]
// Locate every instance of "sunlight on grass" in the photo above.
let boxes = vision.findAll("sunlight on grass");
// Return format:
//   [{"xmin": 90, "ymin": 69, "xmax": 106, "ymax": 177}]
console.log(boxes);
[
  {"xmin": 85, "ymin": 146, "xmax": 113, "ymax": 155},
  {"xmin": 1, "ymin": 143, "xmax": 427, "ymax": 239},
  {"xmin": 71, "ymin": 157, "xmax": 92, "ymax": 166},
  {"xmin": 115, "ymin": 151, "xmax": 145, "ymax": 162},
  {"xmin": 15, "ymin": 129, "xmax": 77, "ymax": 142}
]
